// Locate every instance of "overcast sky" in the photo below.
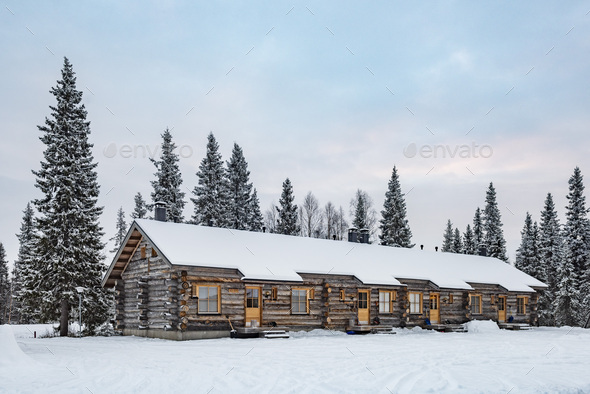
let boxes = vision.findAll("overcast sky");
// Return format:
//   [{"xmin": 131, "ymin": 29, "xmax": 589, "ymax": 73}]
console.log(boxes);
[{"xmin": 2, "ymin": 1, "xmax": 590, "ymax": 269}]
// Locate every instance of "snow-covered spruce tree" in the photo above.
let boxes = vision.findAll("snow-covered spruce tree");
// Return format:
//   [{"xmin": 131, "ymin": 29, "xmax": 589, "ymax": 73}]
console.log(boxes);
[
  {"xmin": 131, "ymin": 192, "xmax": 148, "ymax": 219},
  {"xmin": 561, "ymin": 167, "xmax": 590, "ymax": 325},
  {"xmin": 538, "ymin": 192, "xmax": 562, "ymax": 325},
  {"xmin": 226, "ymin": 143, "xmax": 256, "ymax": 230},
  {"xmin": 350, "ymin": 189, "xmax": 378, "ymax": 240},
  {"xmin": 150, "ymin": 128, "xmax": 186, "ymax": 223},
  {"xmin": 554, "ymin": 255, "xmax": 580, "ymax": 326},
  {"xmin": 441, "ymin": 220, "xmax": 454, "ymax": 252},
  {"xmin": 32, "ymin": 58, "xmax": 110, "ymax": 336},
  {"xmin": 276, "ymin": 178, "xmax": 300, "ymax": 236},
  {"xmin": 192, "ymin": 132, "xmax": 230, "ymax": 227},
  {"xmin": 13, "ymin": 202, "xmax": 37, "ymax": 324},
  {"xmin": 247, "ymin": 188, "xmax": 264, "ymax": 232},
  {"xmin": 452, "ymin": 228, "xmax": 463, "ymax": 254},
  {"xmin": 379, "ymin": 166, "xmax": 414, "ymax": 248},
  {"xmin": 463, "ymin": 224, "xmax": 476, "ymax": 255},
  {"xmin": 515, "ymin": 213, "xmax": 542, "ymax": 280},
  {"xmin": 0, "ymin": 243, "xmax": 9, "ymax": 324},
  {"xmin": 482, "ymin": 183, "xmax": 509, "ymax": 262},
  {"xmin": 109, "ymin": 207, "xmax": 128, "ymax": 254},
  {"xmin": 473, "ymin": 207, "xmax": 484, "ymax": 249}
]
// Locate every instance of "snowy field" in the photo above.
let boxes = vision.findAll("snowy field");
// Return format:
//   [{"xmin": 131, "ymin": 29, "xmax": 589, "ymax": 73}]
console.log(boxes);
[{"xmin": 2, "ymin": 322, "xmax": 590, "ymax": 394}]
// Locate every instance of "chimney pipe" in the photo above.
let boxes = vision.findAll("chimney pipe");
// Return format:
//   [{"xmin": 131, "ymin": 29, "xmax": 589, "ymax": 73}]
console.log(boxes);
[
  {"xmin": 154, "ymin": 201, "xmax": 167, "ymax": 222},
  {"xmin": 478, "ymin": 244, "xmax": 487, "ymax": 257},
  {"xmin": 347, "ymin": 228, "xmax": 358, "ymax": 243},
  {"xmin": 359, "ymin": 228, "xmax": 369, "ymax": 244}
]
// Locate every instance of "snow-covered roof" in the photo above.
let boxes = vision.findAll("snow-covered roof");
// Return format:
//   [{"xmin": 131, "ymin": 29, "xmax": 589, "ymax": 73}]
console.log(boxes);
[{"xmin": 126, "ymin": 219, "xmax": 546, "ymax": 292}]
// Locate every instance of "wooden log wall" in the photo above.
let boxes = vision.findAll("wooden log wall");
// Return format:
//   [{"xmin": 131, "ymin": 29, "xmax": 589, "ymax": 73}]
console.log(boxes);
[{"xmin": 119, "ymin": 241, "xmax": 177, "ymax": 331}]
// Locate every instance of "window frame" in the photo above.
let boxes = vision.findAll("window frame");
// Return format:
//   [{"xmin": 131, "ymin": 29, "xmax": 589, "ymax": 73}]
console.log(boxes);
[
  {"xmin": 379, "ymin": 290, "xmax": 394, "ymax": 314},
  {"xmin": 408, "ymin": 292, "xmax": 422, "ymax": 314},
  {"xmin": 193, "ymin": 284, "xmax": 221, "ymax": 315},
  {"xmin": 517, "ymin": 296, "xmax": 528, "ymax": 314},
  {"xmin": 470, "ymin": 294, "xmax": 482, "ymax": 315},
  {"xmin": 291, "ymin": 288, "xmax": 311, "ymax": 315}
]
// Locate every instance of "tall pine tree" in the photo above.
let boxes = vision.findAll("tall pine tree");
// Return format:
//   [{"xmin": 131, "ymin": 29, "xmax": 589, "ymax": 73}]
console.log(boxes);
[
  {"xmin": 441, "ymin": 220, "xmax": 454, "ymax": 252},
  {"xmin": 150, "ymin": 128, "xmax": 186, "ymax": 223},
  {"xmin": 247, "ymin": 188, "xmax": 264, "ymax": 232},
  {"xmin": 31, "ymin": 58, "xmax": 110, "ymax": 335},
  {"xmin": 0, "ymin": 243, "xmax": 9, "ymax": 324},
  {"xmin": 131, "ymin": 192, "xmax": 148, "ymax": 219},
  {"xmin": 192, "ymin": 132, "xmax": 230, "ymax": 227},
  {"xmin": 13, "ymin": 202, "xmax": 36, "ymax": 324},
  {"xmin": 350, "ymin": 190, "xmax": 378, "ymax": 240},
  {"xmin": 463, "ymin": 224, "xmax": 477, "ymax": 255},
  {"xmin": 452, "ymin": 228, "xmax": 463, "ymax": 253},
  {"xmin": 473, "ymin": 207, "xmax": 484, "ymax": 249},
  {"xmin": 226, "ymin": 143, "xmax": 256, "ymax": 230},
  {"xmin": 560, "ymin": 167, "xmax": 590, "ymax": 325},
  {"xmin": 276, "ymin": 178, "xmax": 300, "ymax": 235},
  {"xmin": 379, "ymin": 166, "xmax": 414, "ymax": 248},
  {"xmin": 538, "ymin": 192, "xmax": 562, "ymax": 325},
  {"xmin": 110, "ymin": 207, "xmax": 128, "ymax": 253},
  {"xmin": 515, "ymin": 213, "xmax": 542, "ymax": 280},
  {"xmin": 482, "ymin": 183, "xmax": 508, "ymax": 262}
]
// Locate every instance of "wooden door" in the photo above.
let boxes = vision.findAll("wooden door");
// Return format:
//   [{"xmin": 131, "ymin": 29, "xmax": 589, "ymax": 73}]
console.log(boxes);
[
  {"xmin": 429, "ymin": 294, "xmax": 440, "ymax": 324},
  {"xmin": 245, "ymin": 286, "xmax": 262, "ymax": 327},
  {"xmin": 357, "ymin": 290, "xmax": 370, "ymax": 325},
  {"xmin": 497, "ymin": 296, "xmax": 506, "ymax": 322}
]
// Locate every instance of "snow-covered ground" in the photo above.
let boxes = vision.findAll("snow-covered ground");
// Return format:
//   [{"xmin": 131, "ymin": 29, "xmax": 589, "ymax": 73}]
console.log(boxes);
[{"xmin": 2, "ymin": 322, "xmax": 590, "ymax": 393}]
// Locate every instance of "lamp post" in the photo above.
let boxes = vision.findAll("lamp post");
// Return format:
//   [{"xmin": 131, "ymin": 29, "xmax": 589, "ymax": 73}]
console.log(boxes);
[{"xmin": 75, "ymin": 287, "xmax": 85, "ymax": 337}]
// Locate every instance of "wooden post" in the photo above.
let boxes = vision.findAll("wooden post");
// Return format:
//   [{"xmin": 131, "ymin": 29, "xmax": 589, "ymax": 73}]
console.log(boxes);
[{"xmin": 60, "ymin": 299, "xmax": 69, "ymax": 337}]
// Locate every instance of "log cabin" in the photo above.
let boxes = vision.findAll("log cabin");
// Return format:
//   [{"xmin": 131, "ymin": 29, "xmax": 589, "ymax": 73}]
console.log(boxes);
[{"xmin": 102, "ymin": 208, "xmax": 547, "ymax": 340}]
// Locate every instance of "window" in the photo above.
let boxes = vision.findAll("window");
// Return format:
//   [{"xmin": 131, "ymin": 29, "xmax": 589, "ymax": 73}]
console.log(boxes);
[
  {"xmin": 449, "ymin": 294, "xmax": 454, "ymax": 304},
  {"xmin": 194, "ymin": 285, "xmax": 220, "ymax": 314},
  {"xmin": 291, "ymin": 289, "xmax": 310, "ymax": 314},
  {"xmin": 409, "ymin": 292, "xmax": 422, "ymax": 314},
  {"xmin": 151, "ymin": 248, "xmax": 158, "ymax": 257},
  {"xmin": 470, "ymin": 295, "xmax": 482, "ymax": 314},
  {"xmin": 140, "ymin": 246, "xmax": 146, "ymax": 259},
  {"xmin": 379, "ymin": 291, "xmax": 394, "ymax": 313},
  {"xmin": 246, "ymin": 288, "xmax": 259, "ymax": 308},
  {"xmin": 517, "ymin": 297, "xmax": 527, "ymax": 314},
  {"xmin": 271, "ymin": 287, "xmax": 278, "ymax": 301},
  {"xmin": 339, "ymin": 289, "xmax": 345, "ymax": 301}
]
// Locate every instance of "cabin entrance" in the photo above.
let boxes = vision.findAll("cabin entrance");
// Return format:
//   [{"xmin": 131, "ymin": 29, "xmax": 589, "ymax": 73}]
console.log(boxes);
[
  {"xmin": 429, "ymin": 294, "xmax": 440, "ymax": 324},
  {"xmin": 497, "ymin": 296, "xmax": 506, "ymax": 322},
  {"xmin": 245, "ymin": 286, "xmax": 262, "ymax": 327},
  {"xmin": 357, "ymin": 290, "xmax": 370, "ymax": 325}
]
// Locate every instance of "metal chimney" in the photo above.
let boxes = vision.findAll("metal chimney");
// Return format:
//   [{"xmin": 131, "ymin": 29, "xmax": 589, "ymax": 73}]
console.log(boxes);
[
  {"xmin": 478, "ymin": 244, "xmax": 487, "ymax": 257},
  {"xmin": 154, "ymin": 201, "xmax": 167, "ymax": 222},
  {"xmin": 359, "ymin": 228, "xmax": 369, "ymax": 244},
  {"xmin": 347, "ymin": 228, "xmax": 358, "ymax": 243}
]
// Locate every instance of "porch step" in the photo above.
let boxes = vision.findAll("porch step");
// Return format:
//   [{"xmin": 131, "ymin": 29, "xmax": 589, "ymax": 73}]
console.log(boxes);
[
  {"xmin": 498, "ymin": 323, "xmax": 532, "ymax": 331},
  {"xmin": 346, "ymin": 325, "xmax": 395, "ymax": 335},
  {"xmin": 425, "ymin": 324, "xmax": 467, "ymax": 333},
  {"xmin": 262, "ymin": 330, "xmax": 290, "ymax": 339}
]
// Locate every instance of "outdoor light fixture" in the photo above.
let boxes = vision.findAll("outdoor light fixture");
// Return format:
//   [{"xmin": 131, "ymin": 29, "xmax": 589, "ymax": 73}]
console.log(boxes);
[{"xmin": 75, "ymin": 287, "xmax": 85, "ymax": 337}]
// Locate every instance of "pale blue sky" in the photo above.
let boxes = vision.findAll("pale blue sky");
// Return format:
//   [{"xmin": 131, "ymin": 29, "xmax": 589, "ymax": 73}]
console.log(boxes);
[{"xmin": 1, "ymin": 1, "xmax": 590, "ymax": 267}]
